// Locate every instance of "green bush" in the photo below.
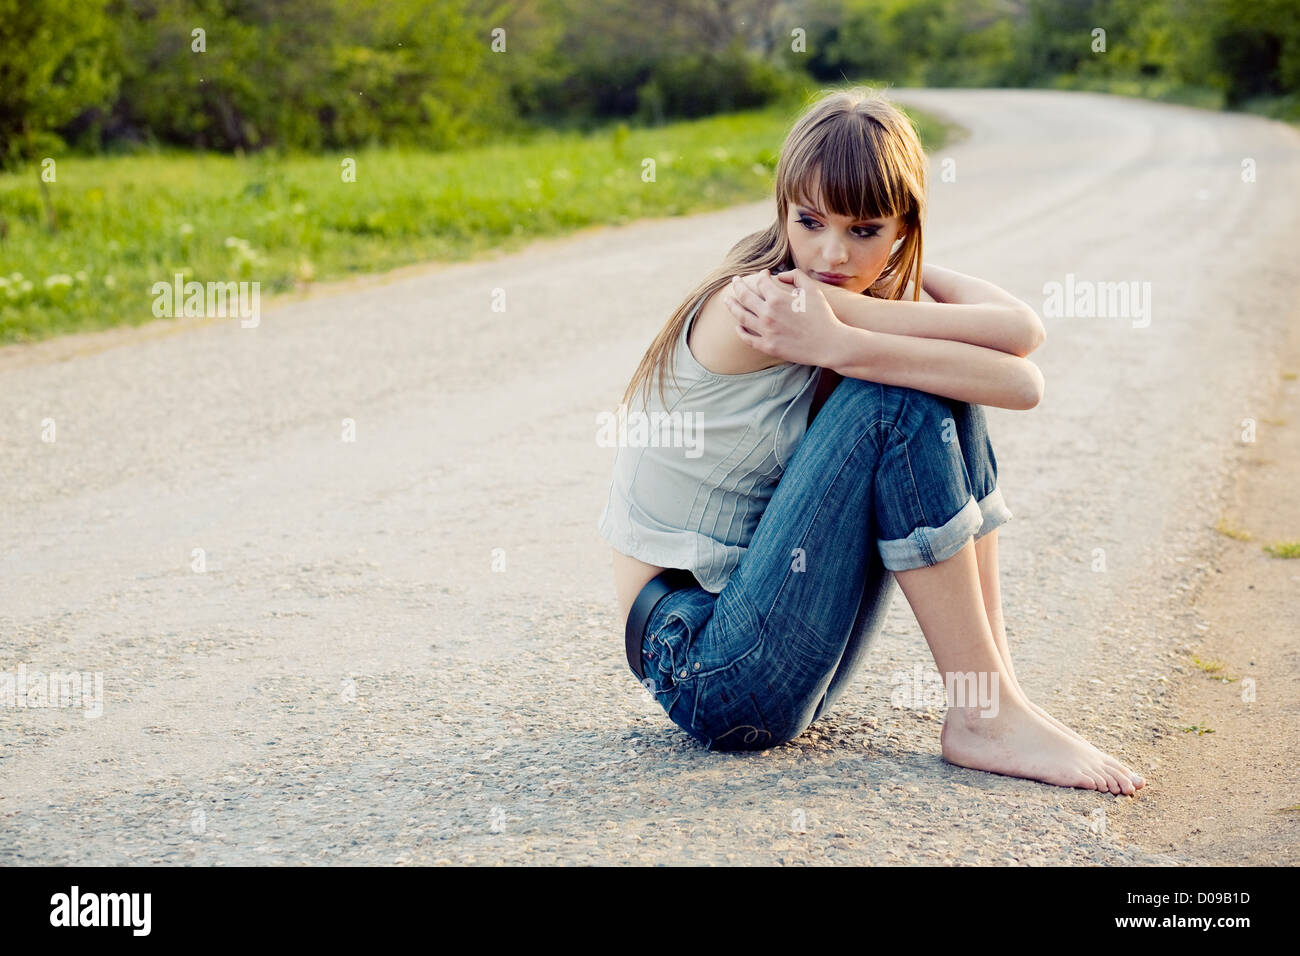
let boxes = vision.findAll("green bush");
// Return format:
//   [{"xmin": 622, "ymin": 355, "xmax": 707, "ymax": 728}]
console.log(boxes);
[
  {"xmin": 635, "ymin": 44, "xmax": 806, "ymax": 123},
  {"xmin": 0, "ymin": 0, "xmax": 120, "ymax": 167}
]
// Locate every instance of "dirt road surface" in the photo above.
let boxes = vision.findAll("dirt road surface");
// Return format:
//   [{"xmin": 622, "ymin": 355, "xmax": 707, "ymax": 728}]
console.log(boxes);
[{"xmin": 2, "ymin": 89, "xmax": 1298, "ymax": 865}]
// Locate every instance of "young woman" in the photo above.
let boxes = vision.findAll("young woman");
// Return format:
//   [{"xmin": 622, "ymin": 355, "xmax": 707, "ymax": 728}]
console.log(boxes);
[{"xmin": 597, "ymin": 87, "xmax": 1144, "ymax": 795}]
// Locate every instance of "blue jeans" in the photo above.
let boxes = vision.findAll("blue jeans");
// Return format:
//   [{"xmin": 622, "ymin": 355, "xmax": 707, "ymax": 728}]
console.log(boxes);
[{"xmin": 637, "ymin": 376, "xmax": 1012, "ymax": 751}]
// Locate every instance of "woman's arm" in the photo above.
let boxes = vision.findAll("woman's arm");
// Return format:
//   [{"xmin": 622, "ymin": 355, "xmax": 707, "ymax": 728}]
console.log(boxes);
[
  {"xmin": 728, "ymin": 268, "xmax": 1044, "ymax": 409},
  {"xmin": 822, "ymin": 264, "xmax": 1047, "ymax": 358},
  {"xmin": 827, "ymin": 325, "xmax": 1045, "ymax": 410}
]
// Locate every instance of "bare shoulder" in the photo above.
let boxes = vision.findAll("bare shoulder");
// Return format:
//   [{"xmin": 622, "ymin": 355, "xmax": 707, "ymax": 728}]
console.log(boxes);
[{"xmin": 688, "ymin": 286, "xmax": 786, "ymax": 376}]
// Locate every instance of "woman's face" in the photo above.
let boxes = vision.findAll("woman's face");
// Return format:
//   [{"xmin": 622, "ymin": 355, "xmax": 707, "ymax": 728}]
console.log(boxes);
[{"xmin": 784, "ymin": 179, "xmax": 906, "ymax": 295}]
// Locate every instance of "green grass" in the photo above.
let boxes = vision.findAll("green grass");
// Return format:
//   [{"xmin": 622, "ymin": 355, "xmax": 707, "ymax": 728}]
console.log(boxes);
[
  {"xmin": 1215, "ymin": 517, "xmax": 1252, "ymax": 541},
  {"xmin": 0, "ymin": 96, "xmax": 951, "ymax": 345},
  {"xmin": 1191, "ymin": 656, "xmax": 1237, "ymax": 682},
  {"xmin": 1263, "ymin": 540, "xmax": 1300, "ymax": 559}
]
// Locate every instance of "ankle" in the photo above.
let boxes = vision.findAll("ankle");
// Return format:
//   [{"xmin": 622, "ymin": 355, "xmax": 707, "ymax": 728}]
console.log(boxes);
[{"xmin": 945, "ymin": 680, "xmax": 1030, "ymax": 725}]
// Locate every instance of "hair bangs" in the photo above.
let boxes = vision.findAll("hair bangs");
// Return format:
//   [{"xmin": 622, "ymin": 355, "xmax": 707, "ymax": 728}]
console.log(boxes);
[{"xmin": 786, "ymin": 114, "xmax": 911, "ymax": 223}]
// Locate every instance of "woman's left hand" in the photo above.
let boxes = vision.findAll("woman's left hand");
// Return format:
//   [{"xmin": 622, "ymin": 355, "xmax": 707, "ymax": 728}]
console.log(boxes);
[{"xmin": 723, "ymin": 268, "xmax": 850, "ymax": 368}]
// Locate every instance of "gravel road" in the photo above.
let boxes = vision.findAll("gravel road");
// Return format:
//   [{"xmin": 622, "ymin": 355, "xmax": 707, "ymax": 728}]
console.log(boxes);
[{"xmin": 2, "ymin": 89, "xmax": 1297, "ymax": 865}]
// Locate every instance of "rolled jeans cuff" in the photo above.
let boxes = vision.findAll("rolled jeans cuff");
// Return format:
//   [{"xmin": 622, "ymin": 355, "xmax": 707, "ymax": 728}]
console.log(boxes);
[
  {"xmin": 974, "ymin": 485, "xmax": 1013, "ymax": 540},
  {"xmin": 877, "ymin": 495, "xmax": 984, "ymax": 572}
]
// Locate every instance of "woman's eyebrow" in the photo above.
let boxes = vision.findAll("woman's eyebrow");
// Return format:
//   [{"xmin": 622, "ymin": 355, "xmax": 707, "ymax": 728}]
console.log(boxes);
[{"xmin": 795, "ymin": 203, "xmax": 886, "ymax": 225}]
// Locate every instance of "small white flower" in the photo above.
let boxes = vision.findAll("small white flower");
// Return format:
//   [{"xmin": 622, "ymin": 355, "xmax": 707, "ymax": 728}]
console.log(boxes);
[
  {"xmin": 224, "ymin": 236, "xmax": 241, "ymax": 248},
  {"xmin": 44, "ymin": 274, "xmax": 74, "ymax": 288},
  {"xmin": 74, "ymin": 270, "xmax": 88, "ymax": 282},
  {"xmin": 104, "ymin": 275, "xmax": 117, "ymax": 289},
  {"xmin": 179, "ymin": 223, "xmax": 195, "ymax": 236}
]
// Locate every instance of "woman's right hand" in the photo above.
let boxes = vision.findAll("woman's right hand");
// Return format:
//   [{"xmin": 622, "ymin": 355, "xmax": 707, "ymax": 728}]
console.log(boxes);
[{"xmin": 728, "ymin": 269, "xmax": 852, "ymax": 369}]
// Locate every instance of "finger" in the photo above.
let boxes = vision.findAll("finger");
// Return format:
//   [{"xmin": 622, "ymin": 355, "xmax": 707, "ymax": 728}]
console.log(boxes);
[
  {"xmin": 764, "ymin": 273, "xmax": 797, "ymax": 301},
  {"xmin": 724, "ymin": 293, "xmax": 763, "ymax": 333},
  {"xmin": 728, "ymin": 280, "xmax": 761, "ymax": 313},
  {"xmin": 723, "ymin": 290, "xmax": 747, "ymax": 317},
  {"xmin": 762, "ymin": 268, "xmax": 800, "ymax": 298},
  {"xmin": 732, "ymin": 274, "xmax": 760, "ymax": 301},
  {"xmin": 755, "ymin": 268, "xmax": 783, "ymax": 297},
  {"xmin": 734, "ymin": 321, "xmax": 763, "ymax": 345},
  {"xmin": 733, "ymin": 273, "xmax": 767, "ymax": 302}
]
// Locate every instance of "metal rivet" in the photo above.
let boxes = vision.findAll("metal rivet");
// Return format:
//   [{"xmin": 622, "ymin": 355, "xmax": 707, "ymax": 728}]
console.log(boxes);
[
  {"xmin": 693, "ymin": 662, "xmax": 700, "ymax": 670},
  {"xmin": 679, "ymin": 669, "xmax": 687, "ymax": 678}
]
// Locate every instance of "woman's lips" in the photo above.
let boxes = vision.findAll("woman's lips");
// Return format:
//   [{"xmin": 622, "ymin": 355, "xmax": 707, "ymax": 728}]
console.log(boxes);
[{"xmin": 814, "ymin": 271, "xmax": 851, "ymax": 284}]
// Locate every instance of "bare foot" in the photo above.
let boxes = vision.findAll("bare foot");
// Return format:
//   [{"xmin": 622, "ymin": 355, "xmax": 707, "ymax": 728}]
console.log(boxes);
[
  {"xmin": 997, "ymin": 668, "xmax": 1145, "ymax": 793},
  {"xmin": 939, "ymin": 697, "xmax": 1140, "ymax": 794},
  {"xmin": 1022, "ymin": 696, "xmax": 1144, "ymax": 792}
]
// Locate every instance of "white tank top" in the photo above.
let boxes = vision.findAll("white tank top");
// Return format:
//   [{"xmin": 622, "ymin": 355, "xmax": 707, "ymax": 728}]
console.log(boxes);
[{"xmin": 597, "ymin": 295, "xmax": 823, "ymax": 592}]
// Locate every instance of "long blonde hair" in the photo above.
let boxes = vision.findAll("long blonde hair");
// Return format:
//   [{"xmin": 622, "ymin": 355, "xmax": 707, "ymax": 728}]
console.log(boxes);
[{"xmin": 617, "ymin": 86, "xmax": 929, "ymax": 414}]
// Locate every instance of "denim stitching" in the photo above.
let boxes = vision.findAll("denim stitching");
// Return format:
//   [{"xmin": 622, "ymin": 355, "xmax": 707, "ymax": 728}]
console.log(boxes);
[
  {"xmin": 690, "ymin": 589, "xmax": 762, "ymax": 679},
  {"xmin": 695, "ymin": 684, "xmax": 775, "ymax": 750}
]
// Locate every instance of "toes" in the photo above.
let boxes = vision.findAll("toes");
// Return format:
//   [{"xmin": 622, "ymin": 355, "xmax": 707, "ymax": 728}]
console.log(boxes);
[
  {"xmin": 1101, "ymin": 758, "xmax": 1128, "ymax": 782},
  {"xmin": 1099, "ymin": 767, "xmax": 1123, "ymax": 795},
  {"xmin": 1104, "ymin": 757, "xmax": 1144, "ymax": 791},
  {"xmin": 1101, "ymin": 761, "xmax": 1135, "ymax": 795},
  {"xmin": 1082, "ymin": 769, "xmax": 1108, "ymax": 792}
]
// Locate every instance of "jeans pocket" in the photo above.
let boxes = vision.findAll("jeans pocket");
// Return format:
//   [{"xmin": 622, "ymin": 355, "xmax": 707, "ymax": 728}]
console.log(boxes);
[
  {"xmin": 647, "ymin": 587, "xmax": 757, "ymax": 681},
  {"xmin": 690, "ymin": 585, "xmax": 762, "ymax": 677},
  {"xmin": 691, "ymin": 672, "xmax": 778, "ymax": 751},
  {"xmin": 648, "ymin": 612, "xmax": 695, "ymax": 683}
]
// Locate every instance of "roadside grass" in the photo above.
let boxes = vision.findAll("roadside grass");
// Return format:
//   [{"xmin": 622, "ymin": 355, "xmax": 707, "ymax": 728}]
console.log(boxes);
[
  {"xmin": 0, "ymin": 95, "xmax": 951, "ymax": 345},
  {"xmin": 1190, "ymin": 655, "xmax": 1237, "ymax": 682},
  {"xmin": 1263, "ymin": 540, "xmax": 1300, "ymax": 558},
  {"xmin": 1214, "ymin": 517, "xmax": 1252, "ymax": 541}
]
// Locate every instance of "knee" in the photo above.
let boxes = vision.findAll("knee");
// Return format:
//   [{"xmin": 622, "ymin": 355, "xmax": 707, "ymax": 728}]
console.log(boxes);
[
  {"xmin": 886, "ymin": 386, "xmax": 958, "ymax": 445},
  {"xmin": 808, "ymin": 376, "xmax": 888, "ymax": 442}
]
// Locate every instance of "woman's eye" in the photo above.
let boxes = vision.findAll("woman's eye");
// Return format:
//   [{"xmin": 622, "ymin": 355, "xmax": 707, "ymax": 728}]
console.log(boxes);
[{"xmin": 796, "ymin": 215, "xmax": 879, "ymax": 239}]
